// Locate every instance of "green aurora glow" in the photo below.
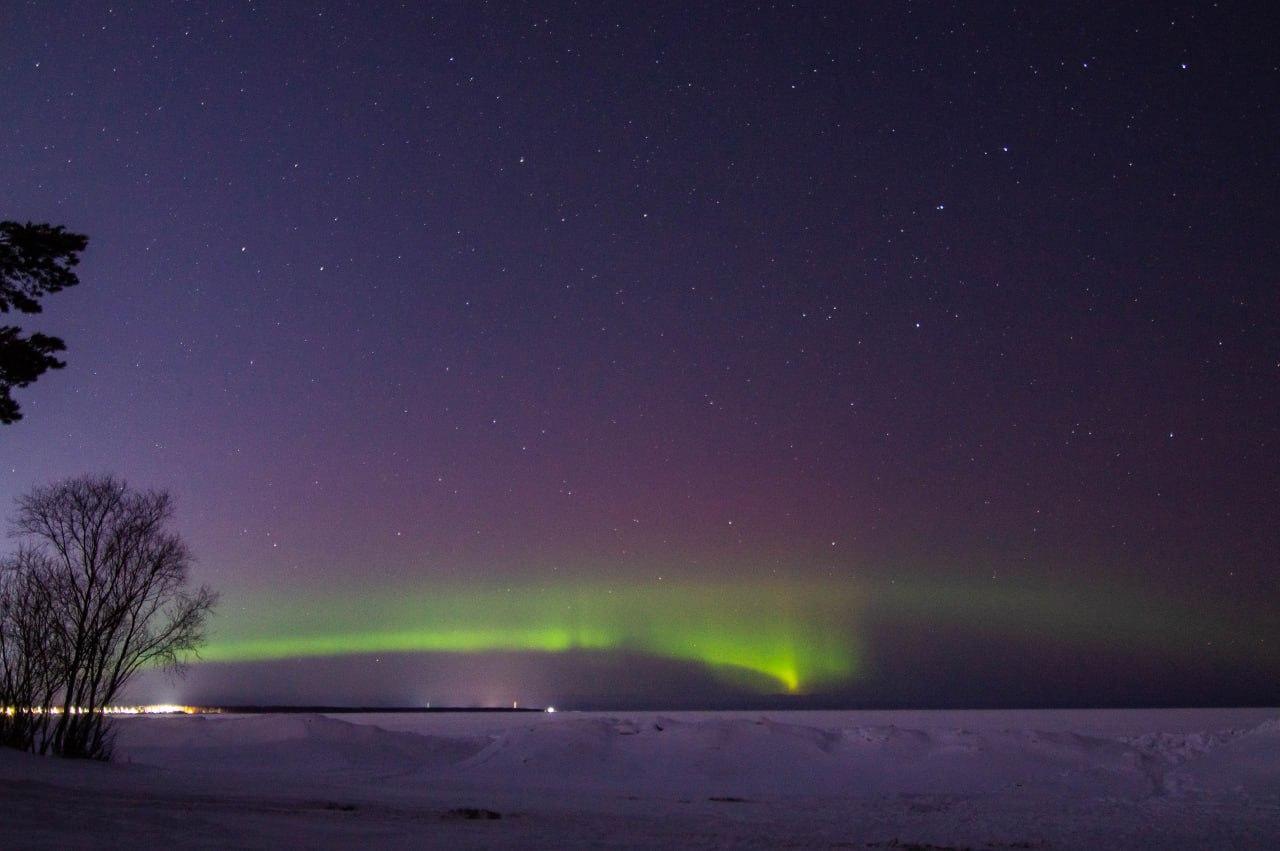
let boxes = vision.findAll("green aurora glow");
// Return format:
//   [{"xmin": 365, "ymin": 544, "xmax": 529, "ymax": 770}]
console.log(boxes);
[
  {"xmin": 201, "ymin": 582, "xmax": 863, "ymax": 692},
  {"xmin": 197, "ymin": 574, "xmax": 1273, "ymax": 694}
]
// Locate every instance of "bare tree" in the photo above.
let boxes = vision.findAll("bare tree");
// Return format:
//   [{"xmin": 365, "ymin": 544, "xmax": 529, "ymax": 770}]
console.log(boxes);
[
  {"xmin": 9, "ymin": 474, "xmax": 216, "ymax": 758},
  {"xmin": 0, "ymin": 548, "xmax": 63, "ymax": 751}
]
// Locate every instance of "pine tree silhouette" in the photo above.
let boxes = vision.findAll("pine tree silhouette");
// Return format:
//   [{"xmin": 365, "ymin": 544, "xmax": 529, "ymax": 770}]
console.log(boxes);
[{"xmin": 0, "ymin": 221, "xmax": 88, "ymax": 423}]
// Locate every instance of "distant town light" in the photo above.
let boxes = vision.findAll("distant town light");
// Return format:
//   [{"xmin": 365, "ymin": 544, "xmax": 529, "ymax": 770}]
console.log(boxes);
[{"xmin": 2, "ymin": 704, "xmax": 202, "ymax": 715}]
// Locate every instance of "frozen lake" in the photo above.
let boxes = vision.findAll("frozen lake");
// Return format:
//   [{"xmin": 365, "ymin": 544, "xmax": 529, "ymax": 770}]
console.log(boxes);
[{"xmin": 2, "ymin": 707, "xmax": 1278, "ymax": 848}]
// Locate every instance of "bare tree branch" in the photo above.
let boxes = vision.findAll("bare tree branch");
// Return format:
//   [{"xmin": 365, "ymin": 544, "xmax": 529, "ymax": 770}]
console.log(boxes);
[{"xmin": 2, "ymin": 474, "xmax": 216, "ymax": 758}]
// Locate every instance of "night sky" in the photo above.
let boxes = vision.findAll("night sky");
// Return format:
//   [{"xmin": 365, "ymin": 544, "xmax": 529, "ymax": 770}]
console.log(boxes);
[{"xmin": 2, "ymin": 2, "xmax": 1277, "ymax": 709}]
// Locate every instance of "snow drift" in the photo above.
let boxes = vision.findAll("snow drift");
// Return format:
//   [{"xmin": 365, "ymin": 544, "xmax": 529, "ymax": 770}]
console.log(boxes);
[{"xmin": 2, "ymin": 709, "xmax": 1276, "ymax": 849}]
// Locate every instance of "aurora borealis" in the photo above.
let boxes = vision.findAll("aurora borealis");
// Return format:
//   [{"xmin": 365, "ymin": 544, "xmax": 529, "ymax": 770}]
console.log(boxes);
[
  {"xmin": 201, "ymin": 581, "xmax": 864, "ymax": 693},
  {"xmin": 3, "ymin": 4, "xmax": 1279, "ymax": 708},
  {"xmin": 193, "ymin": 571, "xmax": 1276, "ymax": 702}
]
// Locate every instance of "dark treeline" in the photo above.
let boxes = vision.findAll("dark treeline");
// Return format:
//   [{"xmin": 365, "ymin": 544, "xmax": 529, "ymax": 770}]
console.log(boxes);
[{"xmin": 0, "ymin": 475, "xmax": 216, "ymax": 759}]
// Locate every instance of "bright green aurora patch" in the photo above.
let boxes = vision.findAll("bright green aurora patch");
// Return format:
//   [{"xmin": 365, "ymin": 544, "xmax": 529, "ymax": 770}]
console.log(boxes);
[{"xmin": 200, "ymin": 581, "xmax": 863, "ymax": 693}]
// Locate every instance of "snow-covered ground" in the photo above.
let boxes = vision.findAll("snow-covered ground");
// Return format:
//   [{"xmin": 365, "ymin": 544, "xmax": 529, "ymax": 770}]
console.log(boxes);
[{"xmin": 2, "ymin": 708, "xmax": 1278, "ymax": 848}]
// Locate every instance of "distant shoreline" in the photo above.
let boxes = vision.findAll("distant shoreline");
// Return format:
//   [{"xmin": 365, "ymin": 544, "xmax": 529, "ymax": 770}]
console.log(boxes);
[
  {"xmin": 126, "ymin": 704, "xmax": 1279, "ymax": 716},
  {"xmin": 191, "ymin": 706, "xmax": 549, "ymax": 714}
]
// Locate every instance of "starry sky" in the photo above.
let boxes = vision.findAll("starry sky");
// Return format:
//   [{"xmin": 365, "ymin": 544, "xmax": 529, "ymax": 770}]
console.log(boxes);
[{"xmin": 1, "ymin": 2, "xmax": 1277, "ymax": 709}]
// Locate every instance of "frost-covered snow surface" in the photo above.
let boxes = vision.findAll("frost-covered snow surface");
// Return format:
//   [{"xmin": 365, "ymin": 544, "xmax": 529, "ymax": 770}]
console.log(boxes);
[{"xmin": 2, "ymin": 709, "xmax": 1278, "ymax": 849}]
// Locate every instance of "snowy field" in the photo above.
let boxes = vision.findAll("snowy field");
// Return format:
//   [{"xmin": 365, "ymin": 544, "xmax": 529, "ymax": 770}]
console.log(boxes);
[{"xmin": 2, "ymin": 708, "xmax": 1278, "ymax": 849}]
